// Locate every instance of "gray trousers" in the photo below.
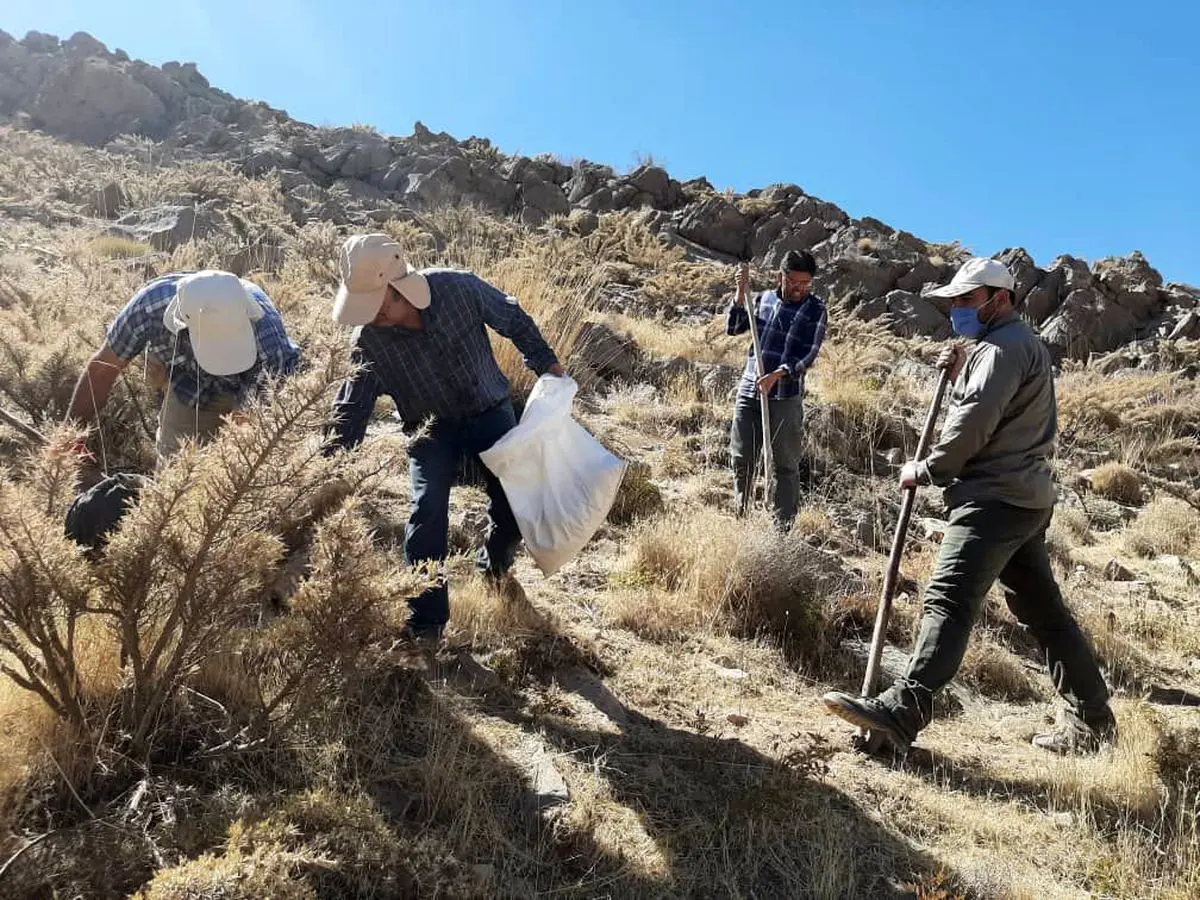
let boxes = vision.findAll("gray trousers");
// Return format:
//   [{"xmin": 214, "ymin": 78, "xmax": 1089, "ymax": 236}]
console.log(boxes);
[
  {"xmin": 878, "ymin": 501, "xmax": 1113, "ymax": 743},
  {"xmin": 729, "ymin": 393, "xmax": 805, "ymax": 527}
]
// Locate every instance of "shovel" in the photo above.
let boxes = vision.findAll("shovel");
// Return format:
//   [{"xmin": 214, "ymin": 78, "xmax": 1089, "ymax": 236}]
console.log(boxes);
[
  {"xmin": 739, "ymin": 262, "xmax": 775, "ymax": 509},
  {"xmin": 855, "ymin": 362, "xmax": 953, "ymax": 753}
]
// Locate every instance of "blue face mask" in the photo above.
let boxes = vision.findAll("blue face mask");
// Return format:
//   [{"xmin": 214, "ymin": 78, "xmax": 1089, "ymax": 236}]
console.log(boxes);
[{"xmin": 950, "ymin": 306, "xmax": 985, "ymax": 338}]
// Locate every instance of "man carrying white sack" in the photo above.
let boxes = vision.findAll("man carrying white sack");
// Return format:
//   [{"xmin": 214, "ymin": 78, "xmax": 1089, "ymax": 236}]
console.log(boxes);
[{"xmin": 322, "ymin": 233, "xmax": 566, "ymax": 646}]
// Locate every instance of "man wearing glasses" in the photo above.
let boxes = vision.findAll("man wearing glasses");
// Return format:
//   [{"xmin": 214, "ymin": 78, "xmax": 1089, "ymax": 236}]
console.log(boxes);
[
  {"xmin": 727, "ymin": 249, "xmax": 828, "ymax": 531},
  {"xmin": 823, "ymin": 257, "xmax": 1118, "ymax": 757}
]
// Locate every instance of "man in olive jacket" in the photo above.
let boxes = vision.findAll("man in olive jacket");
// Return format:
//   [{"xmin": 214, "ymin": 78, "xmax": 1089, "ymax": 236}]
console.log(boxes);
[{"xmin": 823, "ymin": 258, "xmax": 1117, "ymax": 756}]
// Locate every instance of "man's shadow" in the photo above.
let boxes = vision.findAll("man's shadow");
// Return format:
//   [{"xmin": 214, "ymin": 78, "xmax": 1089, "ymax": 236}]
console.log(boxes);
[{"xmin": 408, "ymin": 641, "xmax": 975, "ymax": 899}]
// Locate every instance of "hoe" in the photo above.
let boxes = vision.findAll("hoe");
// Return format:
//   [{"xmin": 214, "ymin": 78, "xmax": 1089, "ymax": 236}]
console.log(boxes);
[{"xmin": 846, "ymin": 362, "xmax": 952, "ymax": 754}]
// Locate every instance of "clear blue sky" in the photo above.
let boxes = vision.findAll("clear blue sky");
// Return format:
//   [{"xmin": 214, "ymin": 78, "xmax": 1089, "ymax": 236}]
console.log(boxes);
[{"xmin": 6, "ymin": 1, "xmax": 1199, "ymax": 286}]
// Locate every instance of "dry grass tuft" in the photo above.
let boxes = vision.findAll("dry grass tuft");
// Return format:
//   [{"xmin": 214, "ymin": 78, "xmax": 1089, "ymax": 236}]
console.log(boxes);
[
  {"xmin": 1036, "ymin": 701, "xmax": 1165, "ymax": 822},
  {"xmin": 1089, "ymin": 462, "xmax": 1144, "ymax": 506},
  {"xmin": 89, "ymin": 234, "xmax": 155, "ymax": 259},
  {"xmin": 959, "ymin": 639, "xmax": 1045, "ymax": 702},
  {"xmin": 608, "ymin": 460, "xmax": 664, "ymax": 525},
  {"xmin": 226, "ymin": 788, "xmax": 477, "ymax": 898},
  {"xmin": 134, "ymin": 846, "xmax": 316, "ymax": 900},
  {"xmin": 618, "ymin": 508, "xmax": 853, "ymax": 664},
  {"xmin": 1124, "ymin": 497, "xmax": 1200, "ymax": 559}
]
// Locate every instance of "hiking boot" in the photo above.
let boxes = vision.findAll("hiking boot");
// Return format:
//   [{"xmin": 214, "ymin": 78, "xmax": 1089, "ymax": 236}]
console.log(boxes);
[
  {"xmin": 1032, "ymin": 707, "xmax": 1118, "ymax": 755},
  {"xmin": 821, "ymin": 691, "xmax": 912, "ymax": 754}
]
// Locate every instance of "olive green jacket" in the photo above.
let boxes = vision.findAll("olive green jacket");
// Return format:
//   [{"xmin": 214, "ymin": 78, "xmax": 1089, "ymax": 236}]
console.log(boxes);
[{"xmin": 916, "ymin": 313, "xmax": 1059, "ymax": 509}]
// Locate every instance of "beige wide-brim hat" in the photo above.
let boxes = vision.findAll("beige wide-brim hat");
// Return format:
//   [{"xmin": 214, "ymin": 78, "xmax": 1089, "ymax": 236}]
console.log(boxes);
[
  {"xmin": 333, "ymin": 233, "xmax": 431, "ymax": 326},
  {"xmin": 163, "ymin": 270, "xmax": 265, "ymax": 376}
]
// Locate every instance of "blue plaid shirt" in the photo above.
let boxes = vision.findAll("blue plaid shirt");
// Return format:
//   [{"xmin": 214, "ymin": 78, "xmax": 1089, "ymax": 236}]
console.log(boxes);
[
  {"xmin": 327, "ymin": 269, "xmax": 559, "ymax": 448},
  {"xmin": 728, "ymin": 290, "xmax": 828, "ymax": 401},
  {"xmin": 105, "ymin": 273, "xmax": 301, "ymax": 407}
]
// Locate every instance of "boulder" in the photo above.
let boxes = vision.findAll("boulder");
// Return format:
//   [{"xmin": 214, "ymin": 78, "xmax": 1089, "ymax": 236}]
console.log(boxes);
[
  {"xmin": 64, "ymin": 31, "xmax": 108, "ymax": 58},
  {"xmin": 378, "ymin": 159, "xmax": 413, "ymax": 192},
  {"xmin": 28, "ymin": 57, "xmax": 167, "ymax": 144},
  {"xmin": 312, "ymin": 142, "xmax": 355, "ymax": 175},
  {"xmin": 763, "ymin": 219, "xmax": 832, "ymax": 269},
  {"xmin": 995, "ymin": 247, "xmax": 1043, "ymax": 306},
  {"xmin": 675, "ymin": 197, "xmax": 749, "ymax": 258},
  {"xmin": 567, "ymin": 208, "xmax": 599, "ymax": 236},
  {"xmin": 895, "ymin": 255, "xmax": 952, "ymax": 296},
  {"xmin": 881, "ymin": 290, "xmax": 951, "ymax": 338},
  {"xmin": 1094, "ymin": 252, "xmax": 1164, "ymax": 321},
  {"xmin": 578, "ymin": 187, "xmax": 615, "ymax": 213},
  {"xmin": 1040, "ymin": 288, "xmax": 1141, "ymax": 360},
  {"xmin": 521, "ymin": 177, "xmax": 570, "ymax": 218},
  {"xmin": 107, "ymin": 203, "xmax": 226, "ymax": 251},
  {"xmin": 812, "ymin": 224, "xmax": 918, "ymax": 303},
  {"xmin": 790, "ymin": 195, "xmax": 849, "ymax": 228},
  {"xmin": 750, "ymin": 213, "xmax": 790, "ymax": 259},
  {"xmin": 1022, "ymin": 263, "xmax": 1067, "ymax": 326},
  {"xmin": 625, "ymin": 164, "xmax": 671, "ymax": 206},
  {"xmin": 575, "ymin": 322, "xmax": 640, "ymax": 383},
  {"xmin": 241, "ymin": 141, "xmax": 299, "ymax": 175},
  {"xmin": 88, "ymin": 182, "xmax": 128, "ymax": 219},
  {"xmin": 329, "ymin": 177, "xmax": 389, "ymax": 207},
  {"xmin": 694, "ymin": 361, "xmax": 741, "ymax": 400},
  {"xmin": 340, "ymin": 138, "xmax": 394, "ymax": 181},
  {"xmin": 1167, "ymin": 310, "xmax": 1200, "ymax": 341}
]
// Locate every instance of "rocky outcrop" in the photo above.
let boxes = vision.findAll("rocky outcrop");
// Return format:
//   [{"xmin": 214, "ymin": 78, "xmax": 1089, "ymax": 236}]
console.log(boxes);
[{"xmin": 0, "ymin": 27, "xmax": 1195, "ymax": 360}]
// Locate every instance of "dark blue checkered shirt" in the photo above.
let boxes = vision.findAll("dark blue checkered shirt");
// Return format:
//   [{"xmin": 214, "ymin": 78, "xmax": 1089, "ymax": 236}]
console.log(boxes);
[
  {"xmin": 728, "ymin": 290, "xmax": 828, "ymax": 401},
  {"xmin": 105, "ymin": 273, "xmax": 301, "ymax": 407},
  {"xmin": 327, "ymin": 269, "xmax": 560, "ymax": 447}
]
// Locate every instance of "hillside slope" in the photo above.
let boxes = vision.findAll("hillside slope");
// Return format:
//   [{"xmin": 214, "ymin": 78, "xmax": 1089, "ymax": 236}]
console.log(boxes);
[{"xmin": 0, "ymin": 28, "xmax": 1198, "ymax": 900}]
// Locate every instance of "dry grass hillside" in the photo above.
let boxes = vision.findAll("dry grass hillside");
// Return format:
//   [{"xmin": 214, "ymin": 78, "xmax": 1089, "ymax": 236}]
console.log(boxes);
[{"xmin": 0, "ymin": 124, "xmax": 1199, "ymax": 900}]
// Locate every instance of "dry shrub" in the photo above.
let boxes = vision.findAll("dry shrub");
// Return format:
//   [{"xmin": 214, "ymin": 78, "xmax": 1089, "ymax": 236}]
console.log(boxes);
[
  {"xmin": 1075, "ymin": 604, "xmax": 1154, "ymax": 691},
  {"xmin": 227, "ymin": 788, "xmax": 476, "ymax": 899},
  {"xmin": 134, "ymin": 845, "xmax": 316, "ymax": 900},
  {"xmin": 1124, "ymin": 497, "xmax": 1200, "ymax": 559},
  {"xmin": 0, "ymin": 343, "xmax": 434, "ymax": 774},
  {"xmin": 805, "ymin": 339, "xmax": 919, "ymax": 472},
  {"xmin": 609, "ymin": 387, "xmax": 716, "ymax": 438},
  {"xmin": 1046, "ymin": 504, "xmax": 1092, "ymax": 566},
  {"xmin": 601, "ymin": 312, "xmax": 744, "ymax": 368},
  {"xmin": 1051, "ymin": 504, "xmax": 1092, "ymax": 545},
  {"xmin": 620, "ymin": 507, "xmax": 853, "ymax": 663},
  {"xmin": 958, "ymin": 639, "xmax": 1044, "ymax": 702},
  {"xmin": 1037, "ymin": 702, "xmax": 1165, "ymax": 823},
  {"xmin": 608, "ymin": 460, "xmax": 663, "ymax": 525},
  {"xmin": 1089, "ymin": 462, "xmax": 1144, "ymax": 506},
  {"xmin": 1057, "ymin": 370, "xmax": 1200, "ymax": 460},
  {"xmin": 447, "ymin": 563, "xmax": 554, "ymax": 646}
]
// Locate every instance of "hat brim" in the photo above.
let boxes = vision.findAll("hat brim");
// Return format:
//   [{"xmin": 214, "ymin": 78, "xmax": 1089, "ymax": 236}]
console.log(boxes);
[
  {"xmin": 333, "ymin": 283, "xmax": 389, "ymax": 326},
  {"xmin": 924, "ymin": 280, "xmax": 981, "ymax": 299},
  {"xmin": 189, "ymin": 312, "xmax": 259, "ymax": 376},
  {"xmin": 392, "ymin": 269, "xmax": 430, "ymax": 310}
]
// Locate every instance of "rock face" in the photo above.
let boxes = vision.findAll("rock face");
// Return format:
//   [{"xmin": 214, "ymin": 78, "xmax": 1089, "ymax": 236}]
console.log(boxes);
[{"xmin": 0, "ymin": 27, "xmax": 1195, "ymax": 359}]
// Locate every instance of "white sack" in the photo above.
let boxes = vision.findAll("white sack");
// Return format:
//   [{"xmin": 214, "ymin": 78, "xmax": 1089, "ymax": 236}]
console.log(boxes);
[{"xmin": 479, "ymin": 374, "xmax": 627, "ymax": 576}]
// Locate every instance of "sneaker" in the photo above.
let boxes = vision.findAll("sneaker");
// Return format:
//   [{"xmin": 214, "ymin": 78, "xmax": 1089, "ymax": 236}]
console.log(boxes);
[
  {"xmin": 1032, "ymin": 708, "xmax": 1117, "ymax": 755},
  {"xmin": 821, "ymin": 691, "xmax": 912, "ymax": 753}
]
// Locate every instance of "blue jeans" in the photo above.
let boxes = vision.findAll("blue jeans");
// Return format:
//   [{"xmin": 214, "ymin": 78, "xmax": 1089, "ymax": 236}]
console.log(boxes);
[{"xmin": 405, "ymin": 400, "xmax": 523, "ymax": 635}]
